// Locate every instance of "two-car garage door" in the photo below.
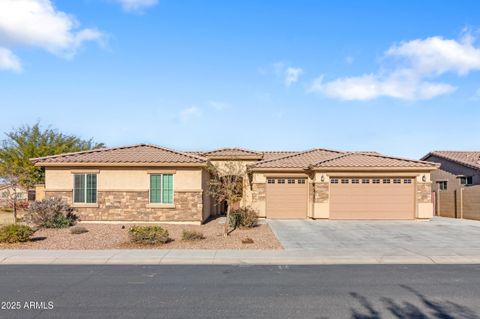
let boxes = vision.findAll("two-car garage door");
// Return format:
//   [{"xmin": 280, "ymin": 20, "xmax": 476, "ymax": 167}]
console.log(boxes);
[
  {"xmin": 329, "ymin": 177, "xmax": 415, "ymax": 220},
  {"xmin": 265, "ymin": 176, "xmax": 415, "ymax": 219}
]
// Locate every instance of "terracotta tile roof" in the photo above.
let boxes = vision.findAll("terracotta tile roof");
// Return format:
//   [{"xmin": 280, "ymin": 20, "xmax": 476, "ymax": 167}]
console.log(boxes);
[
  {"xmin": 200, "ymin": 148, "xmax": 263, "ymax": 159},
  {"xmin": 31, "ymin": 144, "xmax": 207, "ymax": 165},
  {"xmin": 250, "ymin": 149, "xmax": 344, "ymax": 169},
  {"xmin": 423, "ymin": 151, "xmax": 480, "ymax": 170},
  {"xmin": 261, "ymin": 151, "xmax": 301, "ymax": 160},
  {"xmin": 311, "ymin": 152, "xmax": 437, "ymax": 169}
]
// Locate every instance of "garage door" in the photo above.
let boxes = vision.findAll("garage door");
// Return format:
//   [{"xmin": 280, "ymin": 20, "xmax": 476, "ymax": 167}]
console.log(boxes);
[
  {"xmin": 330, "ymin": 177, "xmax": 415, "ymax": 220},
  {"xmin": 266, "ymin": 177, "xmax": 308, "ymax": 219}
]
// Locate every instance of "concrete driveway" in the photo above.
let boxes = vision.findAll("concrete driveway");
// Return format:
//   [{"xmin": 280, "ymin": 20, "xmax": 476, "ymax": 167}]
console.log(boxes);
[{"xmin": 268, "ymin": 217, "xmax": 480, "ymax": 259}]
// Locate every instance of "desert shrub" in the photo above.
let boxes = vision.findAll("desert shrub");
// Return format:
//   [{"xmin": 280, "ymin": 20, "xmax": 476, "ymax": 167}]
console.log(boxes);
[
  {"xmin": 181, "ymin": 229, "xmax": 205, "ymax": 241},
  {"xmin": 25, "ymin": 198, "xmax": 77, "ymax": 229},
  {"xmin": 229, "ymin": 206, "xmax": 259, "ymax": 228},
  {"xmin": 10, "ymin": 200, "xmax": 29, "ymax": 210},
  {"xmin": 128, "ymin": 225, "xmax": 170, "ymax": 245},
  {"xmin": 0, "ymin": 224, "xmax": 34, "ymax": 243},
  {"xmin": 70, "ymin": 225, "xmax": 89, "ymax": 235}
]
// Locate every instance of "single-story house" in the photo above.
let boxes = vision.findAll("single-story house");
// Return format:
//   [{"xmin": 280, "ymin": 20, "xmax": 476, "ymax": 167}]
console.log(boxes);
[
  {"xmin": 32, "ymin": 144, "xmax": 438, "ymax": 223},
  {"xmin": 421, "ymin": 151, "xmax": 480, "ymax": 192}
]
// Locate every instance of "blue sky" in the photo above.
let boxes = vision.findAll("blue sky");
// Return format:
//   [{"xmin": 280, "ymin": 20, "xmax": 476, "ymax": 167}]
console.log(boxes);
[{"xmin": 1, "ymin": 0, "xmax": 479, "ymax": 158}]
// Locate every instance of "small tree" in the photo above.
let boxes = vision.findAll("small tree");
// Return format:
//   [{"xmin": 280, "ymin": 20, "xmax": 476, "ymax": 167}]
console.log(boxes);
[
  {"xmin": 1, "ymin": 166, "xmax": 21, "ymax": 224},
  {"xmin": 208, "ymin": 161, "xmax": 246, "ymax": 236}
]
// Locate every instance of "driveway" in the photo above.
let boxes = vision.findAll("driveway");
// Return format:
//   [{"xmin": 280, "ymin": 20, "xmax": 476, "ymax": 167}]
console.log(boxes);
[{"xmin": 268, "ymin": 217, "xmax": 480, "ymax": 259}]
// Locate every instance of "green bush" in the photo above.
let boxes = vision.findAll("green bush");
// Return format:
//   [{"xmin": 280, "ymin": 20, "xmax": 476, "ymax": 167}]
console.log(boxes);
[
  {"xmin": 128, "ymin": 225, "xmax": 170, "ymax": 245},
  {"xmin": 25, "ymin": 198, "xmax": 77, "ymax": 228},
  {"xmin": 70, "ymin": 225, "xmax": 89, "ymax": 235},
  {"xmin": 181, "ymin": 229, "xmax": 205, "ymax": 241},
  {"xmin": 0, "ymin": 224, "xmax": 34, "ymax": 243},
  {"xmin": 229, "ymin": 206, "xmax": 259, "ymax": 228}
]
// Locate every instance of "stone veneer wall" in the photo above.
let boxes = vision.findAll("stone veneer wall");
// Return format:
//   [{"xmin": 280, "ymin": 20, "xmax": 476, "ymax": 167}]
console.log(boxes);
[
  {"xmin": 314, "ymin": 183, "xmax": 329, "ymax": 203},
  {"xmin": 251, "ymin": 183, "xmax": 266, "ymax": 202},
  {"xmin": 416, "ymin": 182, "xmax": 432, "ymax": 204},
  {"xmin": 45, "ymin": 191, "xmax": 203, "ymax": 222}
]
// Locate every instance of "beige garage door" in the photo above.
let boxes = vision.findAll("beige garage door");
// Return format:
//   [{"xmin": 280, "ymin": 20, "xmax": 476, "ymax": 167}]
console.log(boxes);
[
  {"xmin": 330, "ymin": 177, "xmax": 415, "ymax": 220},
  {"xmin": 266, "ymin": 177, "xmax": 308, "ymax": 219}
]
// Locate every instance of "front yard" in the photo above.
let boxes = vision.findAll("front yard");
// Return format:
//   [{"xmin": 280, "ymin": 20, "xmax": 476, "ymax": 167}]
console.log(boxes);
[{"xmin": 0, "ymin": 218, "xmax": 282, "ymax": 250}]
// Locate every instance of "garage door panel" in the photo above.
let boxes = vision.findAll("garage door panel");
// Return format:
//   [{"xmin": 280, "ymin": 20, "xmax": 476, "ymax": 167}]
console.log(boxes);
[
  {"xmin": 266, "ymin": 178, "xmax": 307, "ymax": 219},
  {"xmin": 330, "ymin": 178, "xmax": 414, "ymax": 220}
]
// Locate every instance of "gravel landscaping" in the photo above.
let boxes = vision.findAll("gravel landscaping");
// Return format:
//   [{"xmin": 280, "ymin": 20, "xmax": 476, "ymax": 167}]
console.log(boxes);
[{"xmin": 0, "ymin": 218, "xmax": 282, "ymax": 250}]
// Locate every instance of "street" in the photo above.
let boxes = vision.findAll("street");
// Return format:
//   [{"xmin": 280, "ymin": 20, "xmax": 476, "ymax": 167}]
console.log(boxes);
[{"xmin": 0, "ymin": 265, "xmax": 479, "ymax": 318}]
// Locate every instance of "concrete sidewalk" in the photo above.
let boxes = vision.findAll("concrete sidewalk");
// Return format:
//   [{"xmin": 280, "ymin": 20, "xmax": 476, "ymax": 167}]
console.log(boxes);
[{"xmin": 1, "ymin": 249, "xmax": 480, "ymax": 265}]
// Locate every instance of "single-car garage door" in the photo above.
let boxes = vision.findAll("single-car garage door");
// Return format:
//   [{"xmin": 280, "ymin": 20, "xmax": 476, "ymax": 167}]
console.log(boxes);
[
  {"xmin": 330, "ymin": 177, "xmax": 415, "ymax": 220},
  {"xmin": 266, "ymin": 177, "xmax": 308, "ymax": 219}
]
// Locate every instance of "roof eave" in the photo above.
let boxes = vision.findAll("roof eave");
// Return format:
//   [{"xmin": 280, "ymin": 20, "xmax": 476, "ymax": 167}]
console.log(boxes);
[
  {"xmin": 248, "ymin": 167, "xmax": 308, "ymax": 172},
  {"xmin": 35, "ymin": 162, "xmax": 207, "ymax": 168},
  {"xmin": 311, "ymin": 166, "xmax": 438, "ymax": 172}
]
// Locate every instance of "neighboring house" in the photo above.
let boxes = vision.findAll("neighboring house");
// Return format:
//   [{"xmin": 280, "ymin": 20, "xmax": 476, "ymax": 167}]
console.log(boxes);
[
  {"xmin": 0, "ymin": 184, "xmax": 28, "ymax": 208},
  {"xmin": 420, "ymin": 151, "xmax": 480, "ymax": 192},
  {"xmin": 31, "ymin": 144, "xmax": 437, "ymax": 223}
]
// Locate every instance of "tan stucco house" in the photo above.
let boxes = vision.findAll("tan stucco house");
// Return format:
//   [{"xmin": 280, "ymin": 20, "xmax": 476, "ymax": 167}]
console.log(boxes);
[{"xmin": 32, "ymin": 144, "xmax": 438, "ymax": 223}]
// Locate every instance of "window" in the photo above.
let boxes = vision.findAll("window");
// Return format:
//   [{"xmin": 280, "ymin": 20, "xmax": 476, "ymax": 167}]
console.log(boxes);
[
  {"xmin": 74, "ymin": 174, "xmax": 97, "ymax": 203},
  {"xmin": 372, "ymin": 179, "xmax": 380, "ymax": 184},
  {"xmin": 288, "ymin": 179, "xmax": 295, "ymax": 184},
  {"xmin": 277, "ymin": 179, "xmax": 285, "ymax": 184},
  {"xmin": 404, "ymin": 179, "xmax": 412, "ymax": 184},
  {"xmin": 458, "ymin": 176, "xmax": 473, "ymax": 186},
  {"xmin": 297, "ymin": 179, "xmax": 306, "ymax": 184},
  {"xmin": 267, "ymin": 178, "xmax": 275, "ymax": 184},
  {"xmin": 383, "ymin": 179, "xmax": 391, "ymax": 184},
  {"xmin": 341, "ymin": 179, "xmax": 349, "ymax": 184},
  {"xmin": 362, "ymin": 179, "xmax": 370, "ymax": 184},
  {"xmin": 352, "ymin": 179, "xmax": 359, "ymax": 184},
  {"xmin": 438, "ymin": 181, "xmax": 448, "ymax": 190},
  {"xmin": 393, "ymin": 179, "xmax": 401, "ymax": 184},
  {"xmin": 331, "ymin": 178, "xmax": 339, "ymax": 184},
  {"xmin": 150, "ymin": 174, "xmax": 173, "ymax": 204}
]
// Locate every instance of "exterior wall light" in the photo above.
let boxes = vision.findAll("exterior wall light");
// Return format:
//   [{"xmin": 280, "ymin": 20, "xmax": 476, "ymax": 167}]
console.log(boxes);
[
  {"xmin": 422, "ymin": 175, "xmax": 426, "ymax": 182},
  {"xmin": 320, "ymin": 175, "xmax": 325, "ymax": 182}
]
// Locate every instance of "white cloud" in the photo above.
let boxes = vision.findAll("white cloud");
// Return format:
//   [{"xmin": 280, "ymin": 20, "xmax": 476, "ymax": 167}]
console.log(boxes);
[
  {"xmin": 268, "ymin": 62, "xmax": 303, "ymax": 87},
  {"xmin": 0, "ymin": 47, "xmax": 21, "ymax": 72},
  {"xmin": 310, "ymin": 72, "xmax": 456, "ymax": 101},
  {"xmin": 0, "ymin": 0, "xmax": 104, "ymax": 71},
  {"xmin": 285, "ymin": 67, "xmax": 303, "ymax": 87},
  {"xmin": 114, "ymin": 0, "xmax": 158, "ymax": 12},
  {"xmin": 179, "ymin": 106, "xmax": 201, "ymax": 122},
  {"xmin": 208, "ymin": 100, "xmax": 229, "ymax": 111},
  {"xmin": 386, "ymin": 34, "xmax": 480, "ymax": 76},
  {"xmin": 309, "ymin": 33, "xmax": 480, "ymax": 101}
]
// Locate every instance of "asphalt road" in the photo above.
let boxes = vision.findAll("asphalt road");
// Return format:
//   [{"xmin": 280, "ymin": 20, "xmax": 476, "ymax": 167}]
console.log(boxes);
[{"xmin": 0, "ymin": 265, "xmax": 479, "ymax": 319}]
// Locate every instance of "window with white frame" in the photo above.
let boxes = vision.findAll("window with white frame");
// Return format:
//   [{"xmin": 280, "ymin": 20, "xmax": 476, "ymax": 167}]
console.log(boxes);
[
  {"xmin": 331, "ymin": 178, "xmax": 339, "ymax": 184},
  {"xmin": 297, "ymin": 179, "xmax": 306, "ymax": 184},
  {"xmin": 150, "ymin": 174, "xmax": 174, "ymax": 204},
  {"xmin": 74, "ymin": 174, "xmax": 97, "ymax": 203},
  {"xmin": 267, "ymin": 178, "xmax": 275, "ymax": 184}
]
